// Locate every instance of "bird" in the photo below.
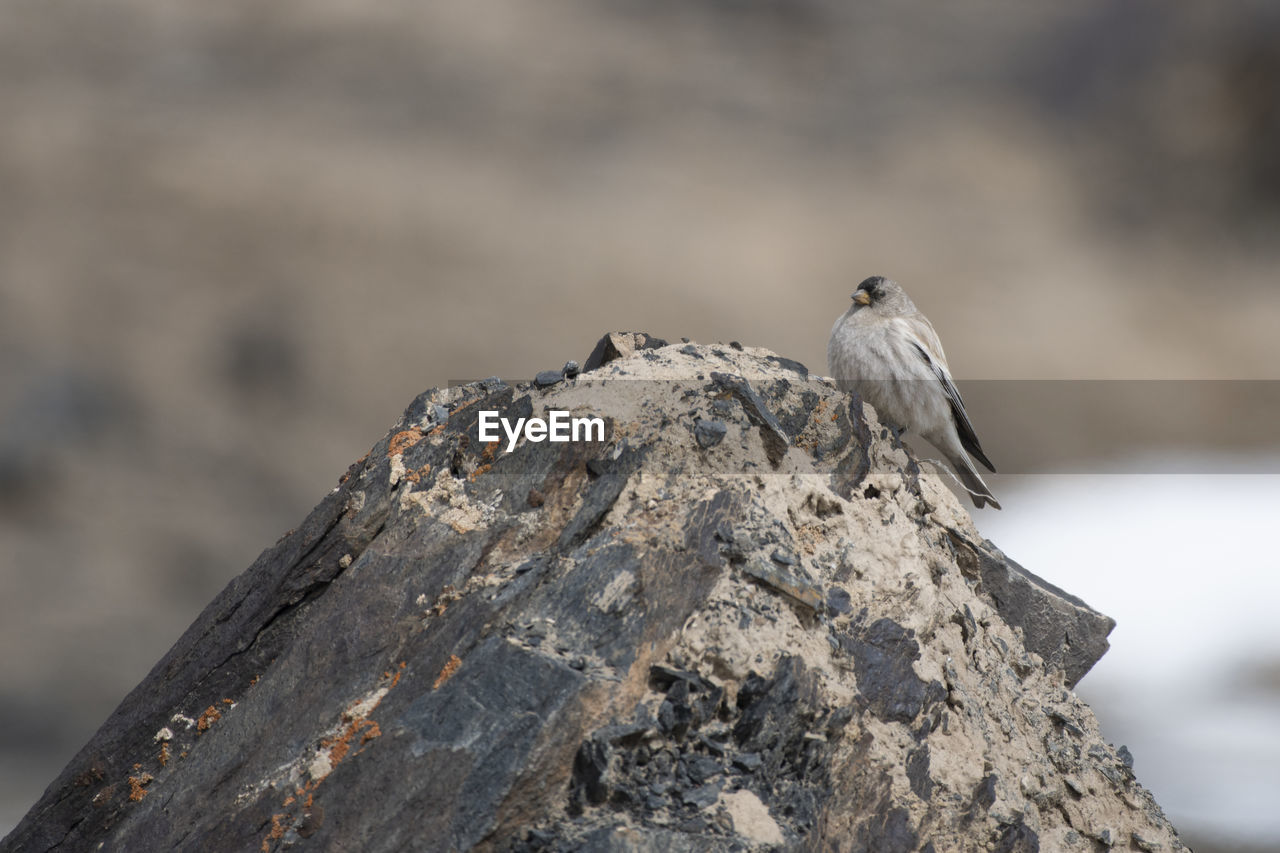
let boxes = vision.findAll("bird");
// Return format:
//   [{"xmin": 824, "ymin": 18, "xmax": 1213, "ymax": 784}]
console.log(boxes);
[{"xmin": 827, "ymin": 275, "xmax": 1000, "ymax": 509}]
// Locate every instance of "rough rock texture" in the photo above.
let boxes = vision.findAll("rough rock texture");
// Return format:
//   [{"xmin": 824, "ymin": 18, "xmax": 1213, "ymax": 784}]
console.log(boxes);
[{"xmin": 4, "ymin": 335, "xmax": 1184, "ymax": 852}]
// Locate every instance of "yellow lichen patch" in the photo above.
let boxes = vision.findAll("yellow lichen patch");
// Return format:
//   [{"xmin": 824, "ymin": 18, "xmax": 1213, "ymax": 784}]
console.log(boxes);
[
  {"xmin": 433, "ymin": 654, "xmax": 462, "ymax": 690},
  {"xmin": 387, "ymin": 429, "xmax": 425, "ymax": 457}
]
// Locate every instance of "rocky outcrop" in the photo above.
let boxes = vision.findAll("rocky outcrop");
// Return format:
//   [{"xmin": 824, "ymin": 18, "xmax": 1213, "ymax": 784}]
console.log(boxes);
[{"xmin": 3, "ymin": 334, "xmax": 1183, "ymax": 852}]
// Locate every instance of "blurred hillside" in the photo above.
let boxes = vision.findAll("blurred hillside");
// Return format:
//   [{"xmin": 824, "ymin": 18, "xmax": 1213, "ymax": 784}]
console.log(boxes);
[{"xmin": 2, "ymin": 1, "xmax": 1279, "ymax": 846}]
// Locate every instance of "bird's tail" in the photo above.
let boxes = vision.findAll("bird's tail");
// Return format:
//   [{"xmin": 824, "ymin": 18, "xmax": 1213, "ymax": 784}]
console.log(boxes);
[{"xmin": 949, "ymin": 453, "xmax": 1001, "ymax": 510}]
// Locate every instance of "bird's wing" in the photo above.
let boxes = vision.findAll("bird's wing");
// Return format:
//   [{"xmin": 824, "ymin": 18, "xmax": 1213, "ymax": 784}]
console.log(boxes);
[{"xmin": 893, "ymin": 316, "xmax": 997, "ymax": 473}]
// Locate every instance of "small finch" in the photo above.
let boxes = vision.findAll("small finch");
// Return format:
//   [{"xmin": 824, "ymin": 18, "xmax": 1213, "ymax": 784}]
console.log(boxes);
[{"xmin": 827, "ymin": 275, "xmax": 1000, "ymax": 509}]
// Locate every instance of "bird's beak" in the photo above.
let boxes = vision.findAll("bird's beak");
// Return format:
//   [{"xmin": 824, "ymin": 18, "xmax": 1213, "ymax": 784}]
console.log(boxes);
[{"xmin": 851, "ymin": 291, "xmax": 871, "ymax": 306}]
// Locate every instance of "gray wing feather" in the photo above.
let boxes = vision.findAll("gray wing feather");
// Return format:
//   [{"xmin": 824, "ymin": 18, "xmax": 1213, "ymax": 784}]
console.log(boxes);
[{"xmin": 908, "ymin": 340, "xmax": 996, "ymax": 473}]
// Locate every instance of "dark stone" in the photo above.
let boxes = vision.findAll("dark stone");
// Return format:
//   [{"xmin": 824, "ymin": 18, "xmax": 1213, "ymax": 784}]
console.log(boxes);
[
  {"xmin": 563, "ymin": 360, "xmax": 581, "ymax": 378},
  {"xmin": 764, "ymin": 355, "xmax": 809, "ymax": 377},
  {"xmin": 693, "ymin": 419, "xmax": 728, "ymax": 449},
  {"xmin": 557, "ymin": 447, "xmax": 645, "ymax": 551},
  {"xmin": 681, "ymin": 754, "xmax": 721, "ymax": 785},
  {"xmin": 596, "ymin": 722, "xmax": 652, "ymax": 747},
  {"xmin": 951, "ymin": 604, "xmax": 978, "ymax": 645},
  {"xmin": 825, "ymin": 705, "xmax": 855, "ymax": 738},
  {"xmin": 681, "ymin": 781, "xmax": 723, "ymax": 810},
  {"xmin": 648, "ymin": 664, "xmax": 708, "ymax": 691},
  {"xmin": 854, "ymin": 806, "xmax": 919, "ymax": 853},
  {"xmin": 826, "ymin": 587, "xmax": 853, "ymax": 615},
  {"xmin": 582, "ymin": 332, "xmax": 669, "ymax": 372},
  {"xmin": 829, "ymin": 393, "xmax": 874, "ymax": 500},
  {"xmin": 1044, "ymin": 707, "xmax": 1084, "ymax": 738},
  {"xmin": 906, "ymin": 744, "xmax": 932, "ymax": 800},
  {"xmin": 946, "ymin": 531, "xmax": 1115, "ymax": 687},
  {"xmin": 1117, "ymin": 744, "xmax": 1135, "ymax": 770},
  {"xmin": 708, "ymin": 372, "xmax": 789, "ymax": 467},
  {"xmin": 733, "ymin": 658, "xmax": 813, "ymax": 752},
  {"xmin": 657, "ymin": 698, "xmax": 693, "ymax": 740},
  {"xmin": 573, "ymin": 738, "xmax": 612, "ymax": 805},
  {"xmin": 742, "ymin": 558, "xmax": 823, "ymax": 613},
  {"xmin": 838, "ymin": 618, "xmax": 944, "ymax": 724},
  {"xmin": 696, "ymin": 734, "xmax": 725, "ymax": 756},
  {"xmin": 994, "ymin": 817, "xmax": 1040, "ymax": 853},
  {"xmin": 535, "ymin": 370, "xmax": 564, "ymax": 388},
  {"xmin": 972, "ymin": 774, "xmax": 999, "ymax": 812}
]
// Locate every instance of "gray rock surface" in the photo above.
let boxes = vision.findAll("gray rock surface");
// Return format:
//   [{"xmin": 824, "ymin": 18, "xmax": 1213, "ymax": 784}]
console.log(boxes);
[{"xmin": 3, "ymin": 335, "xmax": 1184, "ymax": 852}]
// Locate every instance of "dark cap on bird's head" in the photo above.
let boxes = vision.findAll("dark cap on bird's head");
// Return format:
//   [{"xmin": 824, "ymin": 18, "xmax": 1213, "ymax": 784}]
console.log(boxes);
[{"xmin": 852, "ymin": 275, "xmax": 891, "ymax": 306}]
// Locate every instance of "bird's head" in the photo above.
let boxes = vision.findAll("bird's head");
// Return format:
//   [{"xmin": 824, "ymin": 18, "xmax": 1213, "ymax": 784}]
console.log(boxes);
[
  {"xmin": 849, "ymin": 274, "xmax": 890, "ymax": 307},
  {"xmin": 850, "ymin": 275, "xmax": 913, "ymax": 314}
]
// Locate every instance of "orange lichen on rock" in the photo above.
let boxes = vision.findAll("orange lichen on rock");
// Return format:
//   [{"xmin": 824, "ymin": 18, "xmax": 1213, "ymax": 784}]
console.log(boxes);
[
  {"xmin": 158, "ymin": 742, "xmax": 171, "ymax": 767},
  {"xmin": 383, "ymin": 661, "xmax": 407, "ymax": 688},
  {"xmin": 404, "ymin": 463, "xmax": 432, "ymax": 484},
  {"xmin": 388, "ymin": 429, "xmax": 425, "ymax": 457},
  {"xmin": 433, "ymin": 654, "xmax": 462, "ymax": 689},
  {"xmin": 317, "ymin": 714, "xmax": 384, "ymax": 778},
  {"xmin": 260, "ymin": 813, "xmax": 289, "ymax": 851},
  {"xmin": 429, "ymin": 585, "xmax": 463, "ymax": 617},
  {"xmin": 323, "ymin": 727, "xmax": 355, "ymax": 766},
  {"xmin": 468, "ymin": 463, "xmax": 492, "ymax": 481},
  {"xmin": 261, "ymin": 664, "xmax": 405, "ymax": 851},
  {"xmin": 197, "ymin": 705, "xmax": 222, "ymax": 733},
  {"xmin": 127, "ymin": 773, "xmax": 153, "ymax": 802}
]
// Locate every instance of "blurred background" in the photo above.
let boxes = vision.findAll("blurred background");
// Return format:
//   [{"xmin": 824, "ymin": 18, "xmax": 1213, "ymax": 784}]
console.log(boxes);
[{"xmin": 2, "ymin": 0, "xmax": 1279, "ymax": 847}]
